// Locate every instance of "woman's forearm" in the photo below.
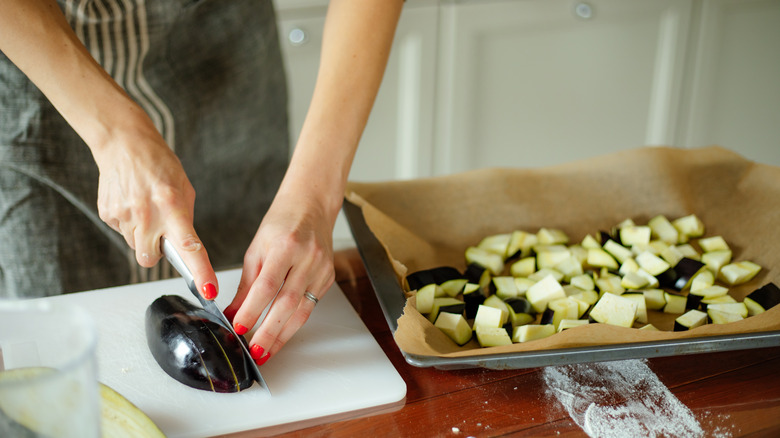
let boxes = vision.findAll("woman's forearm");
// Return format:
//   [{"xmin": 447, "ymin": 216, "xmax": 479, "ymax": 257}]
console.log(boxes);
[
  {"xmin": 0, "ymin": 0, "xmax": 156, "ymax": 158},
  {"xmin": 278, "ymin": 0, "xmax": 404, "ymax": 223}
]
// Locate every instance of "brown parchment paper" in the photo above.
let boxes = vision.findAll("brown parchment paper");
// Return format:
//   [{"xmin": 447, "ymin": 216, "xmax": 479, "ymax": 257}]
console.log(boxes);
[{"xmin": 345, "ymin": 146, "xmax": 780, "ymax": 358}]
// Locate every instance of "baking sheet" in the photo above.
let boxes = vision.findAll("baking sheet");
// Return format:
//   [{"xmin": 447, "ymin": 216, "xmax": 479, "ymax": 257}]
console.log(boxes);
[{"xmin": 342, "ymin": 146, "xmax": 780, "ymax": 369}]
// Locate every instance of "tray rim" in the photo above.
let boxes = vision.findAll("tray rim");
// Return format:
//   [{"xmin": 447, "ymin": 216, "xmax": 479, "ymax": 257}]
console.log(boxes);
[{"xmin": 342, "ymin": 198, "xmax": 780, "ymax": 370}]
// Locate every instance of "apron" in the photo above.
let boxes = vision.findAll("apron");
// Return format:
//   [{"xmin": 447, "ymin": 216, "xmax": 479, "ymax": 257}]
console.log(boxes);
[{"xmin": 0, "ymin": 0, "xmax": 289, "ymax": 298}]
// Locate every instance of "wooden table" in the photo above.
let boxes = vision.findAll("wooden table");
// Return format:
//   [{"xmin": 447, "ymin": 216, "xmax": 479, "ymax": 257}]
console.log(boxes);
[{"xmin": 274, "ymin": 249, "xmax": 780, "ymax": 437}]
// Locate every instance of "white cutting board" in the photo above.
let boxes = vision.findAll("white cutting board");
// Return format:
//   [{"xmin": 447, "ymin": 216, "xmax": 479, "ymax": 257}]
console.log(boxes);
[{"xmin": 43, "ymin": 269, "xmax": 406, "ymax": 437}]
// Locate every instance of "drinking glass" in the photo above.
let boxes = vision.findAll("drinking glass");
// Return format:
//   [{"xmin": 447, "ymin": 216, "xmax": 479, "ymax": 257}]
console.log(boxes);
[{"xmin": 0, "ymin": 299, "xmax": 100, "ymax": 437}]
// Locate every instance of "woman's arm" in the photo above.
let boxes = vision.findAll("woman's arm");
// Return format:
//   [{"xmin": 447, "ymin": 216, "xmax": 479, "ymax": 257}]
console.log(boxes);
[
  {"xmin": 0, "ymin": 0, "xmax": 219, "ymax": 299},
  {"xmin": 227, "ymin": 0, "xmax": 404, "ymax": 364}
]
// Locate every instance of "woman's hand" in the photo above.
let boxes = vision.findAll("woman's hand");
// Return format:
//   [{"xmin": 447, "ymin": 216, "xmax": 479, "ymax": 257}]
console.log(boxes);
[
  {"xmin": 93, "ymin": 121, "xmax": 219, "ymax": 300},
  {"xmin": 0, "ymin": 0, "xmax": 219, "ymax": 300},
  {"xmin": 224, "ymin": 189, "xmax": 336, "ymax": 365}
]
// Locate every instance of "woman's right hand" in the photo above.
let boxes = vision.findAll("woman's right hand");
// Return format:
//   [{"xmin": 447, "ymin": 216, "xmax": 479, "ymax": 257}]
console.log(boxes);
[
  {"xmin": 93, "ymin": 119, "xmax": 218, "ymax": 300},
  {"xmin": 0, "ymin": 0, "xmax": 219, "ymax": 300}
]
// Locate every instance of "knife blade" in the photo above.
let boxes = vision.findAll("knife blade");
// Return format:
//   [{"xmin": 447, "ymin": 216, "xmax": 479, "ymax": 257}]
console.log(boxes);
[{"xmin": 161, "ymin": 237, "xmax": 269, "ymax": 392}]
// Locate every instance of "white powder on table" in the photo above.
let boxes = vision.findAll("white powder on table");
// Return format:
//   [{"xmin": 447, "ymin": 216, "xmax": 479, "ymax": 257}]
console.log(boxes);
[{"xmin": 543, "ymin": 359, "xmax": 705, "ymax": 438}]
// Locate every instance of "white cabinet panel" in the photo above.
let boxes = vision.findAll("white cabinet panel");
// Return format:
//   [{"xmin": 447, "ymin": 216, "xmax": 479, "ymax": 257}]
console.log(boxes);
[
  {"xmin": 680, "ymin": 0, "xmax": 780, "ymax": 166},
  {"xmin": 434, "ymin": 0, "xmax": 694, "ymax": 173}
]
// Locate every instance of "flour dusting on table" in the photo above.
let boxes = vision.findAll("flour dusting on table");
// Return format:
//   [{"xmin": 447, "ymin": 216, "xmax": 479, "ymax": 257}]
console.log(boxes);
[{"xmin": 543, "ymin": 359, "xmax": 704, "ymax": 438}]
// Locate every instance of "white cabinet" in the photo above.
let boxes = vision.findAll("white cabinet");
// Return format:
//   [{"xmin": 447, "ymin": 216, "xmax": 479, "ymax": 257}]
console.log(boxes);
[
  {"xmin": 273, "ymin": 0, "xmax": 779, "ymax": 244},
  {"xmin": 678, "ymin": 0, "xmax": 780, "ymax": 165},
  {"xmin": 434, "ymin": 0, "xmax": 696, "ymax": 173}
]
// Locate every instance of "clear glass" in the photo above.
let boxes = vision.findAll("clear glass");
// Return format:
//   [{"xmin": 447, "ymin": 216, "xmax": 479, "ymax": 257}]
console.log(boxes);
[{"xmin": 0, "ymin": 299, "xmax": 100, "ymax": 437}]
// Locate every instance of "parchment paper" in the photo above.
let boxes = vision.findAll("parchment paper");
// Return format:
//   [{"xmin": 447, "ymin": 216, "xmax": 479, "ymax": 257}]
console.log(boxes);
[{"xmin": 345, "ymin": 146, "xmax": 780, "ymax": 358}]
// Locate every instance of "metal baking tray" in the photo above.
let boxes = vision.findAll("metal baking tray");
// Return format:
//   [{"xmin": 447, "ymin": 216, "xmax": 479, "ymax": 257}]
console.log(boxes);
[{"xmin": 342, "ymin": 198, "xmax": 780, "ymax": 370}]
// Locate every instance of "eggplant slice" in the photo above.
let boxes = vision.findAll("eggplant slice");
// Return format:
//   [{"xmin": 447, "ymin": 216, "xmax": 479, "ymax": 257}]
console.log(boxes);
[{"xmin": 145, "ymin": 295, "xmax": 254, "ymax": 393}]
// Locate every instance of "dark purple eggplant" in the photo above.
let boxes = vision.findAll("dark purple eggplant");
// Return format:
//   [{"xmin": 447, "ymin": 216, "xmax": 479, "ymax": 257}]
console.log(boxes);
[
  {"xmin": 744, "ymin": 282, "xmax": 780, "ymax": 313},
  {"xmin": 145, "ymin": 295, "xmax": 254, "ymax": 393},
  {"xmin": 406, "ymin": 266, "xmax": 463, "ymax": 291}
]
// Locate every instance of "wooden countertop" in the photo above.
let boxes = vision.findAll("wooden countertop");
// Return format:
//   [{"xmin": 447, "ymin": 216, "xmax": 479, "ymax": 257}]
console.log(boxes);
[{"xmin": 272, "ymin": 248, "xmax": 780, "ymax": 437}]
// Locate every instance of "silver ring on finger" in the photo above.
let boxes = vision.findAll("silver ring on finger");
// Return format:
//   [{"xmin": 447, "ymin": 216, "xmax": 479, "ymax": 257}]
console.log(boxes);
[{"xmin": 303, "ymin": 291, "xmax": 319, "ymax": 305}]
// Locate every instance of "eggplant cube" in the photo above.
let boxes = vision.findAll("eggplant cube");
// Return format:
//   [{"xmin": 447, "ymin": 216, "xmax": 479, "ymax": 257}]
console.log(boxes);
[
  {"xmin": 506, "ymin": 230, "xmax": 538, "ymax": 259},
  {"xmin": 706, "ymin": 302, "xmax": 748, "ymax": 318},
  {"xmin": 537, "ymin": 228, "xmax": 569, "ymax": 245},
  {"xmin": 603, "ymin": 240, "xmax": 633, "ymax": 264},
  {"xmin": 473, "ymin": 304, "xmax": 507, "ymax": 330},
  {"xmin": 434, "ymin": 312, "xmax": 473, "ymax": 346},
  {"xmin": 649, "ymin": 215, "xmax": 679, "ymax": 244},
  {"xmin": 698, "ymin": 236, "xmax": 730, "ymax": 252},
  {"xmin": 663, "ymin": 292, "xmax": 687, "ymax": 314},
  {"xmin": 643, "ymin": 289, "xmax": 666, "ymax": 311},
  {"xmin": 427, "ymin": 297, "xmax": 466, "ymax": 323},
  {"xmin": 707, "ymin": 308, "xmax": 744, "ymax": 325},
  {"xmin": 674, "ymin": 309, "xmax": 708, "ymax": 331},
  {"xmin": 535, "ymin": 244, "xmax": 571, "ymax": 269},
  {"xmin": 589, "ymin": 293, "xmax": 638, "ymax": 328},
  {"xmin": 557, "ymin": 319, "xmax": 589, "ymax": 332},
  {"xmin": 475, "ymin": 326, "xmax": 513, "ymax": 347},
  {"xmin": 718, "ymin": 261, "xmax": 761, "ymax": 286},
  {"xmin": 636, "ymin": 251, "xmax": 671, "ymax": 277},
  {"xmin": 526, "ymin": 274, "xmax": 566, "ymax": 313},
  {"xmin": 622, "ymin": 292, "xmax": 648, "ymax": 324},
  {"xmin": 619, "ymin": 225, "xmax": 651, "ymax": 247},
  {"xmin": 672, "ymin": 214, "xmax": 705, "ymax": 239},
  {"xmin": 510, "ymin": 257, "xmax": 536, "ymax": 277},
  {"xmin": 587, "ymin": 248, "xmax": 619, "ymax": 270},
  {"xmin": 492, "ymin": 276, "xmax": 520, "ymax": 299},
  {"xmin": 465, "ymin": 246, "xmax": 505, "ymax": 276},
  {"xmin": 477, "ymin": 233, "xmax": 512, "ymax": 256},
  {"xmin": 415, "ymin": 283, "xmax": 438, "ymax": 314},
  {"xmin": 701, "ymin": 250, "xmax": 732, "ymax": 274},
  {"xmin": 744, "ymin": 283, "xmax": 780, "ymax": 315},
  {"xmin": 512, "ymin": 324, "xmax": 556, "ymax": 343}
]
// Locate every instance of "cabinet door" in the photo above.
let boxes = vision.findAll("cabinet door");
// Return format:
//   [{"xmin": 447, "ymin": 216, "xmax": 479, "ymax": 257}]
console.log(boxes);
[
  {"xmin": 275, "ymin": 1, "xmax": 439, "ymax": 244},
  {"xmin": 679, "ymin": 0, "xmax": 780, "ymax": 166},
  {"xmin": 434, "ymin": 0, "xmax": 694, "ymax": 173}
]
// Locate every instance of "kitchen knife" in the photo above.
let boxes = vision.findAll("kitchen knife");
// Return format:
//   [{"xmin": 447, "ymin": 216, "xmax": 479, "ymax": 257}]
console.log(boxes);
[{"xmin": 161, "ymin": 237, "xmax": 269, "ymax": 393}]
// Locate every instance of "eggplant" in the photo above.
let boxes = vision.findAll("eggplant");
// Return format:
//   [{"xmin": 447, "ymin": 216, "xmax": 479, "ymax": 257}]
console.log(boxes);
[
  {"xmin": 145, "ymin": 295, "xmax": 254, "ymax": 393},
  {"xmin": 744, "ymin": 282, "xmax": 780, "ymax": 315},
  {"xmin": 667, "ymin": 257, "xmax": 706, "ymax": 291},
  {"xmin": 674, "ymin": 309, "xmax": 707, "ymax": 331},
  {"xmin": 433, "ymin": 312, "xmax": 472, "ymax": 346},
  {"xmin": 406, "ymin": 266, "xmax": 463, "ymax": 291}
]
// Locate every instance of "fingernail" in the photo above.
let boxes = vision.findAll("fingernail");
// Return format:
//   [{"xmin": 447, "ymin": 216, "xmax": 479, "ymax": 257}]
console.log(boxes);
[
  {"xmin": 202, "ymin": 283, "xmax": 217, "ymax": 300},
  {"xmin": 256, "ymin": 353, "xmax": 271, "ymax": 366},
  {"xmin": 234, "ymin": 323, "xmax": 248, "ymax": 336},
  {"xmin": 223, "ymin": 307, "xmax": 237, "ymax": 322},
  {"xmin": 249, "ymin": 344, "xmax": 264, "ymax": 360}
]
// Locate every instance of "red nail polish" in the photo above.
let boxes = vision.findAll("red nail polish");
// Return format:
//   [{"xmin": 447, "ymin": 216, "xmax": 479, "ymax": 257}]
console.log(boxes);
[
  {"xmin": 234, "ymin": 323, "xmax": 248, "ymax": 336},
  {"xmin": 249, "ymin": 344, "xmax": 264, "ymax": 360},
  {"xmin": 202, "ymin": 283, "xmax": 217, "ymax": 300},
  {"xmin": 256, "ymin": 353, "xmax": 271, "ymax": 366}
]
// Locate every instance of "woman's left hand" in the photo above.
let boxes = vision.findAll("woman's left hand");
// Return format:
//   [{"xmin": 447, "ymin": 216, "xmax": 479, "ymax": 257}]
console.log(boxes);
[{"xmin": 223, "ymin": 189, "xmax": 336, "ymax": 366}]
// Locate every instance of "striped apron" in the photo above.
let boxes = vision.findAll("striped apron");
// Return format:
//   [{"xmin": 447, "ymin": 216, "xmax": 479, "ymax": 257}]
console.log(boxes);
[{"xmin": 0, "ymin": 0, "xmax": 289, "ymax": 298}]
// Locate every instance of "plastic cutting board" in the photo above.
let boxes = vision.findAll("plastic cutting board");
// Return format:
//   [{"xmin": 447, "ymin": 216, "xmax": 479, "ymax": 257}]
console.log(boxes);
[{"xmin": 42, "ymin": 268, "xmax": 406, "ymax": 437}]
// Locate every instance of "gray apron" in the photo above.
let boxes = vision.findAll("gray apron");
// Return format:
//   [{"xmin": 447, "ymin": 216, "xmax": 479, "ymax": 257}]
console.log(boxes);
[{"xmin": 0, "ymin": 0, "xmax": 289, "ymax": 298}]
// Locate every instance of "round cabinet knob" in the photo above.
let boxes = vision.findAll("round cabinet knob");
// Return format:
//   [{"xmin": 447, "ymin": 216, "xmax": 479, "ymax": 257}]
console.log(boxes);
[
  {"xmin": 288, "ymin": 28, "xmax": 308, "ymax": 46},
  {"xmin": 574, "ymin": 3, "xmax": 594, "ymax": 20}
]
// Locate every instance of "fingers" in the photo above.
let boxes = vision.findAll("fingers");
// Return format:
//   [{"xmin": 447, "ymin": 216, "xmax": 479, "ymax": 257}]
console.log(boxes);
[
  {"xmin": 165, "ymin": 232, "xmax": 218, "ymax": 300},
  {"xmin": 234, "ymin": 251, "xmax": 335, "ymax": 366}
]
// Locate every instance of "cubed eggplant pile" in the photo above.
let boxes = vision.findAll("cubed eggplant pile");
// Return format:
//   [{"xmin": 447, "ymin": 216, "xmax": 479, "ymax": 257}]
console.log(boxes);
[{"xmin": 405, "ymin": 214, "xmax": 779, "ymax": 348}]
